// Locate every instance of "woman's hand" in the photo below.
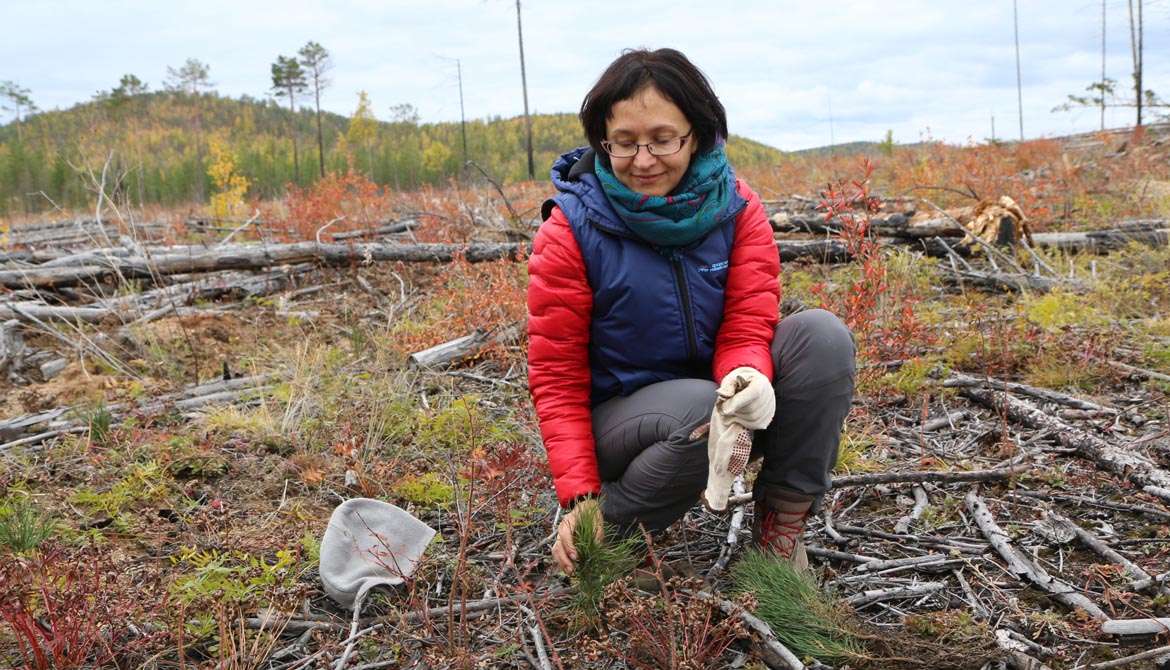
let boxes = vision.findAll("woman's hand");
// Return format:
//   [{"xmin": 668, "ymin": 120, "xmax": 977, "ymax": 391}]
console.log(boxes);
[
  {"xmin": 716, "ymin": 366, "xmax": 775, "ymax": 430},
  {"xmin": 552, "ymin": 498, "xmax": 603, "ymax": 575}
]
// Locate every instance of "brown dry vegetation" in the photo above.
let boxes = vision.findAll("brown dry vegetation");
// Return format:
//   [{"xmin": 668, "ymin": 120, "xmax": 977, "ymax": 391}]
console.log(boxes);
[{"xmin": 1, "ymin": 128, "xmax": 1170, "ymax": 669}]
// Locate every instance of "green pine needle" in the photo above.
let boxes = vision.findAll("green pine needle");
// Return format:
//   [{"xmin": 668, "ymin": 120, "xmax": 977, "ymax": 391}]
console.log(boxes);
[
  {"xmin": 566, "ymin": 500, "xmax": 642, "ymax": 629},
  {"xmin": 730, "ymin": 549, "xmax": 863, "ymax": 663},
  {"xmin": 0, "ymin": 498, "xmax": 56, "ymax": 553}
]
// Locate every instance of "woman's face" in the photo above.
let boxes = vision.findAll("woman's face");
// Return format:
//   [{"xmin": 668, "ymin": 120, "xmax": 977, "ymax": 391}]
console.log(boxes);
[{"xmin": 604, "ymin": 85, "xmax": 698, "ymax": 196}]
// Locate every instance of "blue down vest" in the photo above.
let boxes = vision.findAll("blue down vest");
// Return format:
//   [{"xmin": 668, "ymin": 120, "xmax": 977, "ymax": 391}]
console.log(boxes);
[{"xmin": 542, "ymin": 147, "xmax": 747, "ymax": 406}]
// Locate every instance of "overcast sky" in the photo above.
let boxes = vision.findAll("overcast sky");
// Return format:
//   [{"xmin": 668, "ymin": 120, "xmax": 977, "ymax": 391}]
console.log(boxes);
[{"xmin": 3, "ymin": 0, "xmax": 1168, "ymax": 151}]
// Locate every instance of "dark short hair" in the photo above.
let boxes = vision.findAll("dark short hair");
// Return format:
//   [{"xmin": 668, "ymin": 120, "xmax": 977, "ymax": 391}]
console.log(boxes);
[{"xmin": 580, "ymin": 48, "xmax": 728, "ymax": 157}]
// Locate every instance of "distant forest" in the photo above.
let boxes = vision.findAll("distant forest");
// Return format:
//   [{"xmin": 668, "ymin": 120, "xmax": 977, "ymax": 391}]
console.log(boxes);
[{"xmin": 0, "ymin": 91, "xmax": 785, "ymax": 216}]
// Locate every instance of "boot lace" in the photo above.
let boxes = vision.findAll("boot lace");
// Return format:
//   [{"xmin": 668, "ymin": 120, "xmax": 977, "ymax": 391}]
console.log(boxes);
[{"xmin": 757, "ymin": 508, "xmax": 807, "ymax": 558}]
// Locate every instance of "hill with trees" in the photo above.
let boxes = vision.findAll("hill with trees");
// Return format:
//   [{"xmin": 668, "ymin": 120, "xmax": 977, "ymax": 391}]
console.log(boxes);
[{"xmin": 0, "ymin": 88, "xmax": 785, "ymax": 216}]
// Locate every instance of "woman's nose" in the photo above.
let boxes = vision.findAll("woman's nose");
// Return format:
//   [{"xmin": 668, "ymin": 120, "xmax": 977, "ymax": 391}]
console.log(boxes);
[{"xmin": 632, "ymin": 145, "xmax": 658, "ymax": 170}]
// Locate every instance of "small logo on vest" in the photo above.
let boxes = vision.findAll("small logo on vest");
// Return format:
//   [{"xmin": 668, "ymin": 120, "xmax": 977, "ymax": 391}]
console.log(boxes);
[{"xmin": 697, "ymin": 260, "xmax": 729, "ymax": 273}]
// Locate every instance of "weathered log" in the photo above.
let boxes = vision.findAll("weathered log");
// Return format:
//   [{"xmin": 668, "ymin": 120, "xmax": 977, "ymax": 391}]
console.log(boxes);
[
  {"xmin": 1029, "ymin": 227, "xmax": 1169, "ymax": 253},
  {"xmin": 0, "ymin": 319, "xmax": 23, "ymax": 374},
  {"xmin": 409, "ymin": 330, "xmax": 490, "ymax": 368},
  {"xmin": 331, "ymin": 220, "xmax": 418, "ymax": 240},
  {"xmin": 778, "ymin": 239, "xmax": 851, "ymax": 263},
  {"xmin": 0, "ymin": 302, "xmax": 115, "ymax": 323},
  {"xmin": 942, "ymin": 271, "xmax": 1075, "ymax": 293},
  {"xmin": 98, "ymin": 264, "xmax": 314, "ymax": 311},
  {"xmin": 770, "ymin": 212, "xmax": 921, "ymax": 236},
  {"xmin": 408, "ymin": 324, "xmax": 523, "ymax": 368},
  {"xmin": 0, "ymin": 242, "xmax": 530, "ymax": 289},
  {"xmin": 960, "ymin": 388, "xmax": 1170, "ymax": 499},
  {"xmin": 944, "ymin": 372, "xmax": 1117, "ymax": 413},
  {"xmin": 38, "ymin": 357, "xmax": 67, "ymax": 380},
  {"xmin": 0, "ymin": 374, "xmax": 275, "ymax": 447},
  {"xmin": 1, "ymin": 250, "xmax": 67, "ymax": 265},
  {"xmin": 0, "ymin": 238, "xmax": 875, "ymax": 290},
  {"xmin": 5, "ymin": 222, "xmax": 1164, "ymax": 292},
  {"xmin": 1107, "ymin": 359, "xmax": 1170, "ymax": 383}
]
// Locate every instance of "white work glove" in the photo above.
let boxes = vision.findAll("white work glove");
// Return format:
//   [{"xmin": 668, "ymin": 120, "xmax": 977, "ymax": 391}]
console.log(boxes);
[
  {"xmin": 701, "ymin": 367, "xmax": 776, "ymax": 511},
  {"xmin": 716, "ymin": 366, "xmax": 775, "ymax": 430}
]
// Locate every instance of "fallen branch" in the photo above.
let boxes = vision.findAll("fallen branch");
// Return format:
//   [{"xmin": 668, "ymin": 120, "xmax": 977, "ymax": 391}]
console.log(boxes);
[
  {"xmin": 965, "ymin": 488, "xmax": 1109, "ymax": 621},
  {"xmin": 1049, "ymin": 511, "xmax": 1170, "ymax": 597},
  {"xmin": 1106, "ymin": 359, "xmax": 1170, "ymax": 383},
  {"xmin": 0, "ymin": 374, "xmax": 276, "ymax": 450},
  {"xmin": 844, "ymin": 581, "xmax": 946, "ymax": 607},
  {"xmin": 1090, "ymin": 644, "xmax": 1170, "ymax": 669},
  {"xmin": 409, "ymin": 323, "xmax": 523, "ymax": 368},
  {"xmin": 1099, "ymin": 617, "xmax": 1170, "ymax": 636},
  {"xmin": 832, "ymin": 464, "xmax": 1029, "ymax": 488},
  {"xmin": 724, "ymin": 465, "xmax": 1027, "ymax": 507},
  {"xmin": 944, "ymin": 372, "xmax": 1118, "ymax": 413},
  {"xmin": 705, "ymin": 476, "xmax": 748, "ymax": 584},
  {"xmin": 960, "ymin": 388, "xmax": 1170, "ymax": 501},
  {"xmin": 893, "ymin": 484, "xmax": 929, "ymax": 534}
]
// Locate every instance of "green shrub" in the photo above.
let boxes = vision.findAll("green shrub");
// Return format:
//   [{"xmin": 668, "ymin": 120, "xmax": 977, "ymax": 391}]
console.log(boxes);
[
  {"xmin": 170, "ymin": 545, "xmax": 302, "ymax": 607},
  {"xmin": 392, "ymin": 471, "xmax": 455, "ymax": 508},
  {"xmin": 1023, "ymin": 290, "xmax": 1106, "ymax": 331},
  {"xmin": 70, "ymin": 460, "xmax": 173, "ymax": 519}
]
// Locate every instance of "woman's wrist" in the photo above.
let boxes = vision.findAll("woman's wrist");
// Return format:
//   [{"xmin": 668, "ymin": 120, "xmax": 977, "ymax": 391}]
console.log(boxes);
[{"xmin": 563, "ymin": 492, "xmax": 599, "ymax": 511}]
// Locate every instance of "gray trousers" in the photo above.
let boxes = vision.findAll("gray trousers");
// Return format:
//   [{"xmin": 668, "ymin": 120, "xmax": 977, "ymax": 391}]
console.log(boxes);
[{"xmin": 592, "ymin": 309, "xmax": 855, "ymax": 532}]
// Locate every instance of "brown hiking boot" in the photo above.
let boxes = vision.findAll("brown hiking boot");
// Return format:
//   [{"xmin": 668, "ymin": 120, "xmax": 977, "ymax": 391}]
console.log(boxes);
[{"xmin": 751, "ymin": 487, "xmax": 814, "ymax": 572}]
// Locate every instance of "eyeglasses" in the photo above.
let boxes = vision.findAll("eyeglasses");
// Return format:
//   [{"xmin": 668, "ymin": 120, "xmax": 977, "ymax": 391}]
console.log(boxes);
[{"xmin": 601, "ymin": 130, "xmax": 693, "ymax": 158}]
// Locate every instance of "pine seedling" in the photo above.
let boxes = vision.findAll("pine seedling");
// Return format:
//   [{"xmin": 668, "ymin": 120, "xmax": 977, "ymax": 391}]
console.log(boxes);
[
  {"xmin": 0, "ymin": 498, "xmax": 55, "ymax": 553},
  {"xmin": 566, "ymin": 499, "xmax": 641, "ymax": 630},
  {"xmin": 731, "ymin": 549, "xmax": 863, "ymax": 663}
]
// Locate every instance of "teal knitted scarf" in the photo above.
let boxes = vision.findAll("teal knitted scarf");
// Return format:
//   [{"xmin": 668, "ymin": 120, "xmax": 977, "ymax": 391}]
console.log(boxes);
[{"xmin": 594, "ymin": 143, "xmax": 736, "ymax": 247}]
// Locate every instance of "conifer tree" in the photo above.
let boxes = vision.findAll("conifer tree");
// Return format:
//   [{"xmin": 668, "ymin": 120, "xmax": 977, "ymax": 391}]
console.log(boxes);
[
  {"xmin": 113, "ymin": 74, "xmax": 149, "ymax": 98},
  {"xmin": 0, "ymin": 81, "xmax": 37, "ymax": 143},
  {"xmin": 271, "ymin": 55, "xmax": 307, "ymax": 182},
  {"xmin": 164, "ymin": 58, "xmax": 214, "ymax": 200},
  {"xmin": 297, "ymin": 41, "xmax": 332, "ymax": 179},
  {"xmin": 164, "ymin": 58, "xmax": 213, "ymax": 95}
]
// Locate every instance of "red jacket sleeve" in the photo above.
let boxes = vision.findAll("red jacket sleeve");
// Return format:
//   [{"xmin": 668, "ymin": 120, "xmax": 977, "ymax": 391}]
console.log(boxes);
[
  {"xmin": 713, "ymin": 180, "xmax": 781, "ymax": 382},
  {"xmin": 526, "ymin": 206, "xmax": 602, "ymax": 507}
]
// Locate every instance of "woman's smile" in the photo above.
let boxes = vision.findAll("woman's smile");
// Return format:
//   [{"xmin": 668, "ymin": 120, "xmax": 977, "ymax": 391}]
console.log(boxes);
[{"xmin": 632, "ymin": 172, "xmax": 664, "ymax": 185}]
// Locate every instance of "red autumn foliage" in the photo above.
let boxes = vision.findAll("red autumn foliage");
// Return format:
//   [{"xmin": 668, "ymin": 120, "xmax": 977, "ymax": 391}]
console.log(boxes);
[
  {"xmin": 390, "ymin": 254, "xmax": 528, "ymax": 362},
  {"xmin": 271, "ymin": 170, "xmax": 394, "ymax": 241},
  {"xmin": 0, "ymin": 543, "xmax": 166, "ymax": 670},
  {"xmin": 811, "ymin": 159, "xmax": 934, "ymax": 364}
]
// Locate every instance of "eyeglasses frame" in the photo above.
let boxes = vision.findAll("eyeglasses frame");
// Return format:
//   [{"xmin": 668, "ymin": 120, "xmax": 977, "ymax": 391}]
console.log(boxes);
[{"xmin": 600, "ymin": 129, "xmax": 694, "ymax": 158}]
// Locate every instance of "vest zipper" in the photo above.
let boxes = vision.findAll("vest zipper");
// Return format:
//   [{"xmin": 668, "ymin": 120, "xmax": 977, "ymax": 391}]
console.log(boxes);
[{"xmin": 669, "ymin": 251, "xmax": 699, "ymax": 361}]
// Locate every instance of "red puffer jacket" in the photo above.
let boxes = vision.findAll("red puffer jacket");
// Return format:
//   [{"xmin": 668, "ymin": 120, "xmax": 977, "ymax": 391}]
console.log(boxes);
[{"xmin": 527, "ymin": 179, "xmax": 780, "ymax": 507}]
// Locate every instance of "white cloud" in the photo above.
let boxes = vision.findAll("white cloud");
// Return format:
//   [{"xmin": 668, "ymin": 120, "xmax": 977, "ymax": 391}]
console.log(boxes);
[{"xmin": 1, "ymin": 0, "xmax": 1166, "ymax": 150}]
